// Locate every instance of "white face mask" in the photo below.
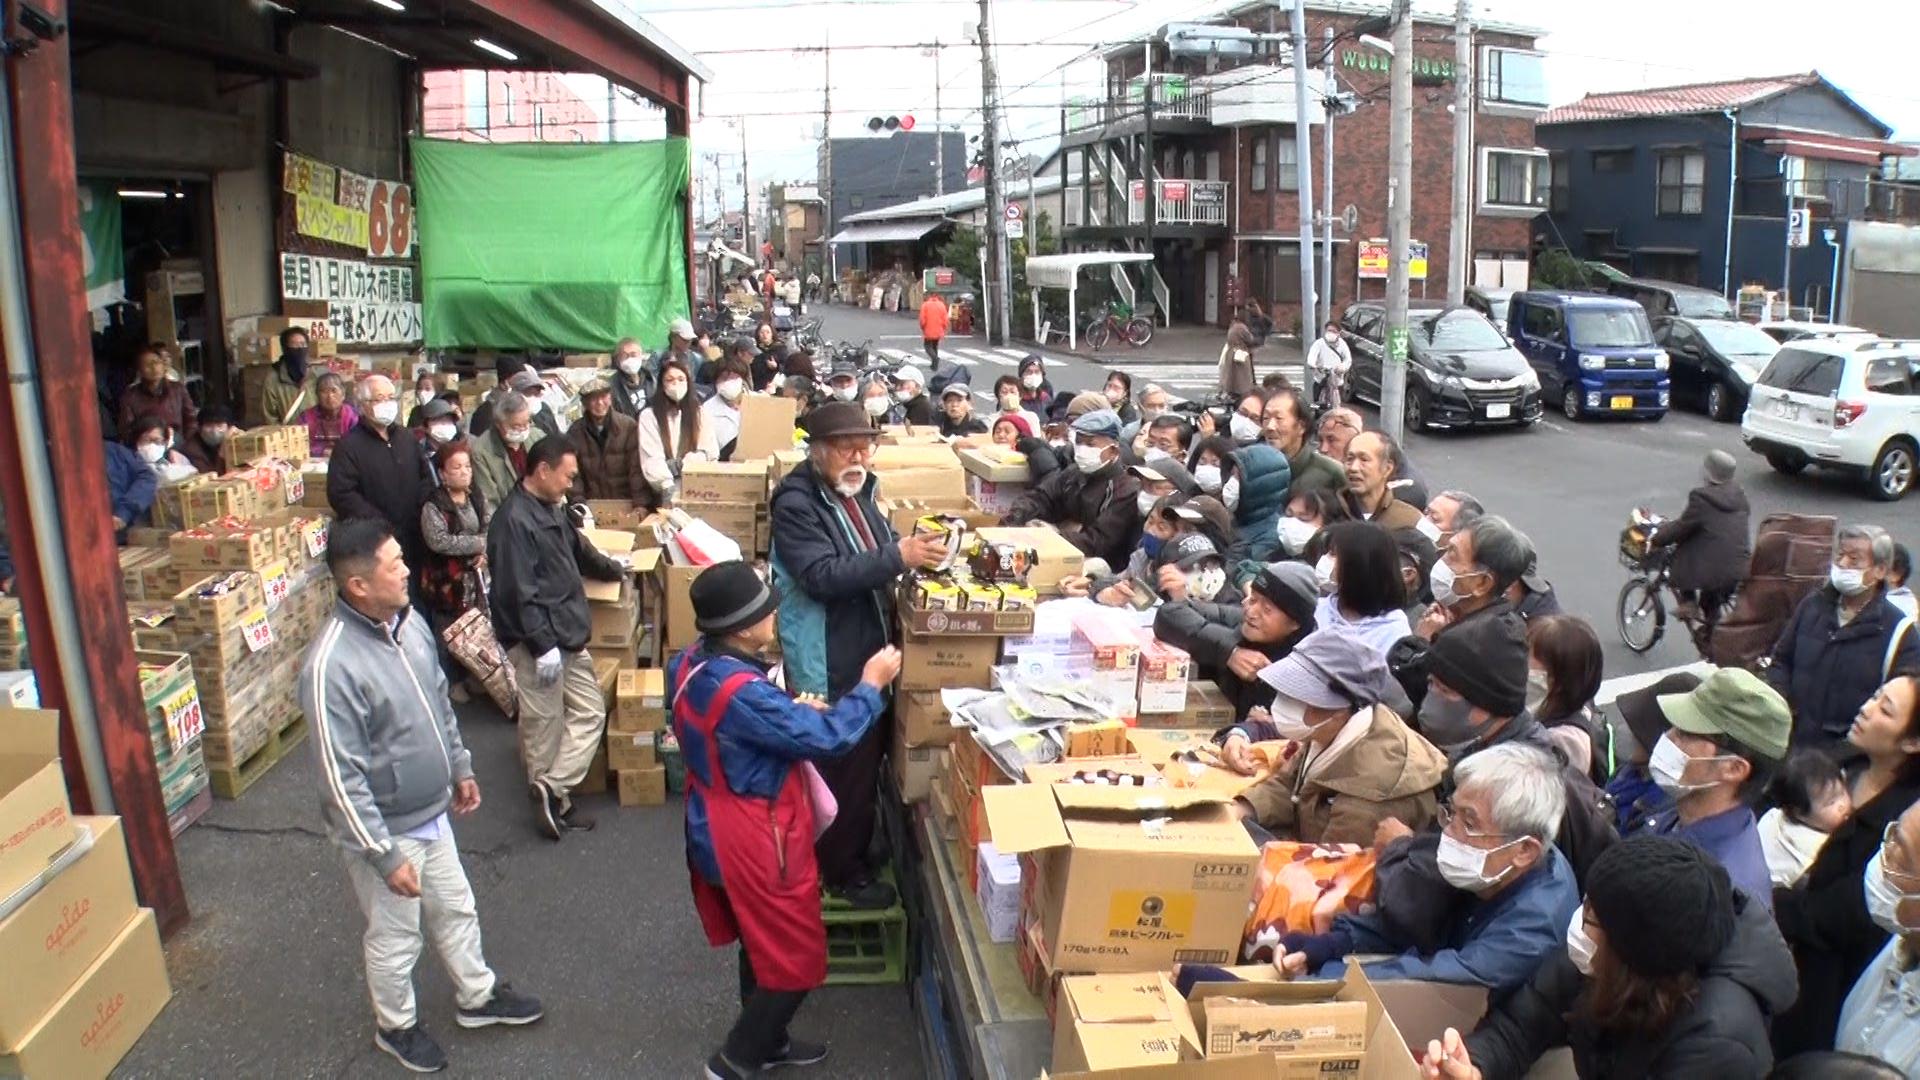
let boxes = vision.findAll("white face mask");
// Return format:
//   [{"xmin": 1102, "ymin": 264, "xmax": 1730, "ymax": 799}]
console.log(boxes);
[
  {"xmin": 1073, "ymin": 443, "xmax": 1110, "ymax": 475},
  {"xmin": 1415, "ymin": 514, "xmax": 1444, "ymax": 544},
  {"xmin": 1430, "ymin": 559, "xmax": 1482, "ymax": 609},
  {"xmin": 503, "ymin": 425, "xmax": 532, "ymax": 447},
  {"xmin": 1277, "ymin": 515, "xmax": 1318, "ymax": 555},
  {"xmin": 1191, "ymin": 565, "xmax": 1227, "ymax": 602},
  {"xmin": 201, "ymin": 427, "xmax": 229, "ymax": 447},
  {"xmin": 138, "ymin": 442, "xmax": 167, "ymax": 464},
  {"xmin": 619, "ymin": 356, "xmax": 644, "ymax": 376},
  {"xmin": 371, "ymin": 400, "xmax": 401, "ymax": 426},
  {"xmin": 1525, "ymin": 666, "xmax": 1550, "ymax": 717},
  {"xmin": 1565, "ymin": 907, "xmax": 1598, "ymax": 976},
  {"xmin": 1221, "ymin": 477, "xmax": 1241, "ymax": 511},
  {"xmin": 833, "ymin": 384, "xmax": 858, "ymax": 402},
  {"xmin": 832, "ymin": 467, "xmax": 868, "ymax": 498},
  {"xmin": 894, "ymin": 388, "xmax": 916, "ymax": 403},
  {"xmin": 1266, "ymin": 693, "xmax": 1333, "ymax": 742},
  {"xmin": 1106, "ymin": 387, "xmax": 1126, "ymax": 405},
  {"xmin": 1021, "ymin": 372, "xmax": 1042, "ymax": 390},
  {"xmin": 1436, "ymin": 831, "xmax": 1521, "ymax": 892},
  {"xmin": 998, "ymin": 393, "xmax": 1021, "ymax": 411},
  {"xmin": 418, "ymin": 390, "xmax": 435, "ymax": 405},
  {"xmin": 864, "ymin": 396, "xmax": 890, "ymax": 418},
  {"xmin": 1831, "ymin": 565, "xmax": 1869, "ymax": 597},
  {"xmin": 717, "ymin": 378, "xmax": 745, "ymax": 402},
  {"xmin": 1143, "ymin": 447, "xmax": 1172, "ymax": 464},
  {"xmin": 1314, "ymin": 554, "xmax": 1337, "ymax": 595},
  {"xmin": 429, "ymin": 422, "xmax": 457, "ymax": 443},
  {"xmin": 1324, "ymin": 330, "xmax": 1341, "ymax": 343},
  {"xmin": 1648, "ymin": 732, "xmax": 1731, "ymax": 798},
  {"xmin": 664, "ymin": 382, "xmax": 688, "ymax": 403},
  {"xmin": 1193, "ymin": 464, "xmax": 1223, "ymax": 492},
  {"xmin": 1229, "ymin": 414, "xmax": 1262, "ymax": 444},
  {"xmin": 1136, "ymin": 491, "xmax": 1160, "ymax": 517},
  {"xmin": 1866, "ymin": 849, "xmax": 1920, "ymax": 935}
]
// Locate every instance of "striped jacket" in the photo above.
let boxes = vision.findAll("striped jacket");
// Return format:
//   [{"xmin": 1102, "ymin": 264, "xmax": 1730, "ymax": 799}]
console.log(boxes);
[{"xmin": 299, "ymin": 599, "xmax": 473, "ymax": 876}]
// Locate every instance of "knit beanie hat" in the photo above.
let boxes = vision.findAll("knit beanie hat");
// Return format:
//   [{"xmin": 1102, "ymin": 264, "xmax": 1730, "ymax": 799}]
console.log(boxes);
[
  {"xmin": 1585, "ymin": 835, "xmax": 1736, "ymax": 977},
  {"xmin": 1251, "ymin": 562, "xmax": 1319, "ymax": 630},
  {"xmin": 690, "ymin": 561, "xmax": 780, "ymax": 637},
  {"xmin": 1425, "ymin": 609, "xmax": 1529, "ymax": 717}
]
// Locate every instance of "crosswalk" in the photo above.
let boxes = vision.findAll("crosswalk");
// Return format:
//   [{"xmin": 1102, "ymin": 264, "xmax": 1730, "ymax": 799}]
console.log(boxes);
[{"xmin": 863, "ymin": 341, "xmax": 1305, "ymax": 406}]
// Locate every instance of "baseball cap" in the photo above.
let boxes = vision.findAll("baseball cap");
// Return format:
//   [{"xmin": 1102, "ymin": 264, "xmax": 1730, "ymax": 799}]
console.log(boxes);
[
  {"xmin": 940, "ymin": 383, "xmax": 970, "ymax": 400},
  {"xmin": 1164, "ymin": 533, "xmax": 1221, "ymax": 570},
  {"xmin": 1657, "ymin": 668, "xmax": 1791, "ymax": 762},
  {"xmin": 895, "ymin": 366, "xmax": 928, "ymax": 388},
  {"xmin": 669, "ymin": 317, "xmax": 696, "ymax": 340},
  {"xmin": 1070, "ymin": 408, "xmax": 1122, "ymax": 441}
]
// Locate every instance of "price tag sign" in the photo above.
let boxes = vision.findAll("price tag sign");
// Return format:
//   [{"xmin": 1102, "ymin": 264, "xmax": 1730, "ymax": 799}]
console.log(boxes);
[
  {"xmin": 303, "ymin": 519, "xmax": 329, "ymax": 558},
  {"xmin": 284, "ymin": 472, "xmax": 305, "ymax": 504},
  {"xmin": 160, "ymin": 685, "xmax": 204, "ymax": 753},
  {"xmin": 241, "ymin": 606, "xmax": 276, "ymax": 653},
  {"xmin": 262, "ymin": 562, "xmax": 291, "ymax": 611}
]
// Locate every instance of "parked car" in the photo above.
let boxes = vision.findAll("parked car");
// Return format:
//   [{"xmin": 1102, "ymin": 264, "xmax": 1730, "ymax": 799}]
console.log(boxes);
[
  {"xmin": 1338, "ymin": 302, "xmax": 1542, "ymax": 432},
  {"xmin": 1652, "ymin": 317, "xmax": 1781, "ymax": 422},
  {"xmin": 1507, "ymin": 292, "xmax": 1671, "ymax": 421},
  {"xmin": 1755, "ymin": 320, "xmax": 1877, "ymax": 344},
  {"xmin": 1607, "ymin": 277, "xmax": 1738, "ymax": 321},
  {"xmin": 1464, "ymin": 286, "xmax": 1515, "ymax": 336},
  {"xmin": 1741, "ymin": 336, "xmax": 1920, "ymax": 501}
]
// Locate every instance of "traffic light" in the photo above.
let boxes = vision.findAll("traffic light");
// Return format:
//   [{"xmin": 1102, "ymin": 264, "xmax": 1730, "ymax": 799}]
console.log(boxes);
[{"xmin": 865, "ymin": 114, "xmax": 916, "ymax": 133}]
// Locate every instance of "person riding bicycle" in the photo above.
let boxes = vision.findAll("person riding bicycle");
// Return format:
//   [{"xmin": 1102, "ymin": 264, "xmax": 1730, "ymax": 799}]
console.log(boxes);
[{"xmin": 1651, "ymin": 450, "xmax": 1751, "ymax": 628}]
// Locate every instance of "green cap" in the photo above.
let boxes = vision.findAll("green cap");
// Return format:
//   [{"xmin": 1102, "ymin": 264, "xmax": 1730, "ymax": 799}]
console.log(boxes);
[{"xmin": 1657, "ymin": 667, "xmax": 1791, "ymax": 762}]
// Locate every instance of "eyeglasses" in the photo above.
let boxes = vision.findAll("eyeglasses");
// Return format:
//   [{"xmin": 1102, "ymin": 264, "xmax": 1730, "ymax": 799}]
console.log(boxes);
[
  {"xmin": 1438, "ymin": 804, "xmax": 1507, "ymax": 842},
  {"xmin": 821, "ymin": 436, "xmax": 877, "ymax": 458},
  {"xmin": 1881, "ymin": 823, "xmax": 1920, "ymax": 889}
]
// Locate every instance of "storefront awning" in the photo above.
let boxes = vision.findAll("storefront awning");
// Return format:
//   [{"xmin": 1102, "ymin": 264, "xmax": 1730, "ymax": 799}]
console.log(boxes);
[
  {"xmin": 827, "ymin": 219, "xmax": 946, "ymax": 245},
  {"xmin": 1025, "ymin": 251, "xmax": 1153, "ymax": 290}
]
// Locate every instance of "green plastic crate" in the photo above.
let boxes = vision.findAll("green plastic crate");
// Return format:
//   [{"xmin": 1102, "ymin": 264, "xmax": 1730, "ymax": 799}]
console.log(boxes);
[{"xmin": 822, "ymin": 909, "xmax": 907, "ymax": 985}]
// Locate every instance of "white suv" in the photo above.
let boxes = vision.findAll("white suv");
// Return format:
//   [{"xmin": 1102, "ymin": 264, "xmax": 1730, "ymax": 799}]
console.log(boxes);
[{"xmin": 1741, "ymin": 337, "xmax": 1920, "ymax": 501}]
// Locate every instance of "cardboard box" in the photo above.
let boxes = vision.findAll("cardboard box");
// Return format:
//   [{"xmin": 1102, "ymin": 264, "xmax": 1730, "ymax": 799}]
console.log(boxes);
[
  {"xmin": 0, "ymin": 709, "xmax": 78, "ymax": 909},
  {"xmin": 617, "ymin": 764, "xmax": 667, "ymax": 807},
  {"xmin": 0, "ymin": 817, "xmax": 139, "ymax": 1046},
  {"xmin": 0, "ymin": 908, "xmax": 171, "ymax": 1080},
  {"xmin": 614, "ymin": 669, "xmax": 666, "ymax": 733},
  {"xmin": 680, "ymin": 460, "xmax": 770, "ymax": 505},
  {"xmin": 1064, "ymin": 719, "xmax": 1131, "ymax": 759},
  {"xmin": 692, "ymin": 501, "xmax": 760, "ymax": 554},
  {"xmin": 1137, "ymin": 634, "xmax": 1193, "ymax": 715},
  {"xmin": 663, "ymin": 563, "xmax": 704, "ymax": 654},
  {"xmin": 974, "ymin": 526, "xmax": 1085, "ymax": 594},
  {"xmin": 583, "ymin": 500, "xmax": 647, "ymax": 532},
  {"xmin": 982, "ymin": 780, "xmax": 1259, "ymax": 973},
  {"xmin": 733, "ymin": 394, "xmax": 801, "ymax": 462},
  {"xmin": 581, "ymin": 529, "xmax": 637, "ymax": 604},
  {"xmin": 589, "ymin": 588, "xmax": 641, "ymax": 648},
  {"xmin": 957, "ymin": 445, "xmax": 1030, "ymax": 484},
  {"xmin": 898, "ymin": 628, "xmax": 998, "ymax": 692},
  {"xmin": 976, "ymin": 841, "xmax": 1022, "ymax": 944},
  {"xmin": 1180, "ymin": 680, "xmax": 1236, "ymax": 730},
  {"xmin": 1052, "ymin": 972, "xmax": 1203, "ymax": 1073},
  {"xmin": 890, "ymin": 725, "xmax": 941, "ymax": 803},
  {"xmin": 563, "ymin": 352, "xmax": 609, "ymax": 368},
  {"xmin": 897, "ymin": 689, "xmax": 956, "ymax": 748},
  {"xmin": 606, "ymin": 730, "xmax": 657, "ymax": 772},
  {"xmin": 1200, "ymin": 992, "xmax": 1369, "ymax": 1059},
  {"xmin": 575, "ymin": 741, "xmax": 609, "ymax": 796},
  {"xmin": 170, "ymin": 573, "xmax": 266, "ymax": 636}
]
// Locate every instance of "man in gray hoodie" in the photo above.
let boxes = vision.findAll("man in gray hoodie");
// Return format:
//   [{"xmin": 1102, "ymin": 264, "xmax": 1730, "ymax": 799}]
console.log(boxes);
[{"xmin": 301, "ymin": 517, "xmax": 543, "ymax": 1073}]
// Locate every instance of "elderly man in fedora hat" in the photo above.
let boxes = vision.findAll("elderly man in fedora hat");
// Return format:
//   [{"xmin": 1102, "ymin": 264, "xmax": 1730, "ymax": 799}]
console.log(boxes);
[{"xmin": 768, "ymin": 401, "xmax": 948, "ymax": 909}]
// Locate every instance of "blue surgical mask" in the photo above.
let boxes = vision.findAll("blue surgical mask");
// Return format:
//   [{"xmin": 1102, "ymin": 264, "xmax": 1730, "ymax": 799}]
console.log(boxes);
[{"xmin": 1141, "ymin": 533, "xmax": 1165, "ymax": 561}]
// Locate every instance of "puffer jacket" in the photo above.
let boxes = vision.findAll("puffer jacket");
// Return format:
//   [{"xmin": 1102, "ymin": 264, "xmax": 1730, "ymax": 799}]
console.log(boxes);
[
  {"xmin": 1767, "ymin": 587, "xmax": 1918, "ymax": 747},
  {"xmin": 1239, "ymin": 705, "xmax": 1447, "ymax": 846},
  {"xmin": 1154, "ymin": 598, "xmax": 1311, "ymax": 721},
  {"xmin": 1226, "ymin": 443, "xmax": 1291, "ymax": 564},
  {"xmin": 1659, "ymin": 479, "xmax": 1751, "ymax": 593},
  {"xmin": 1465, "ymin": 889, "xmax": 1797, "ymax": 1079},
  {"xmin": 1001, "ymin": 459, "xmax": 1142, "ymax": 568},
  {"xmin": 566, "ymin": 411, "xmax": 645, "ymax": 501},
  {"xmin": 769, "ymin": 461, "xmax": 902, "ymax": 698}
]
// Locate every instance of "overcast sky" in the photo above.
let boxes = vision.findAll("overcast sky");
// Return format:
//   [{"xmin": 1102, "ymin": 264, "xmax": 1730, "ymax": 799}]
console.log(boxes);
[{"xmin": 596, "ymin": 0, "xmax": 1920, "ymax": 209}]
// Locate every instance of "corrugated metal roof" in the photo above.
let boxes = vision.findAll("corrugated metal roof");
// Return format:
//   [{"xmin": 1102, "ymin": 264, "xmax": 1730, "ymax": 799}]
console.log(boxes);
[{"xmin": 1541, "ymin": 72, "xmax": 1819, "ymax": 125}]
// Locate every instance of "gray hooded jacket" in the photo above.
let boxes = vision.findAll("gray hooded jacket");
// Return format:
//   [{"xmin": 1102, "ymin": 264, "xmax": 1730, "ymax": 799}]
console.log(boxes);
[{"xmin": 300, "ymin": 598, "xmax": 474, "ymax": 876}]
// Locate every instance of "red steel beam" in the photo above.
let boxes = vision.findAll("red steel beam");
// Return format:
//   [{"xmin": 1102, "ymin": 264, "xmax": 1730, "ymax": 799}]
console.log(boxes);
[
  {"xmin": 3, "ymin": 0, "xmax": 188, "ymax": 934},
  {"xmin": 459, "ymin": 0, "xmax": 690, "ymax": 115}
]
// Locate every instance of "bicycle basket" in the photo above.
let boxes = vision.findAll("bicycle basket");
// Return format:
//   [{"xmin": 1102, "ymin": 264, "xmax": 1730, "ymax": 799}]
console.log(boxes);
[{"xmin": 1619, "ymin": 524, "xmax": 1655, "ymax": 565}]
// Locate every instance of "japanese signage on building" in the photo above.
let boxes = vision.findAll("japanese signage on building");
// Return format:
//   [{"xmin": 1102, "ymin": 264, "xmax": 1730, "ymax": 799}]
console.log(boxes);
[
  {"xmin": 283, "ymin": 151, "xmax": 414, "ymax": 259},
  {"xmin": 1357, "ymin": 239, "xmax": 1429, "ymax": 281},
  {"xmin": 279, "ymin": 252, "xmax": 421, "ymax": 346}
]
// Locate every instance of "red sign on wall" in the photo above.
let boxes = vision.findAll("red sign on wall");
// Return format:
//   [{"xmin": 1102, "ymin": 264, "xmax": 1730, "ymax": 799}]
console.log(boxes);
[{"xmin": 1162, "ymin": 181, "xmax": 1190, "ymax": 201}]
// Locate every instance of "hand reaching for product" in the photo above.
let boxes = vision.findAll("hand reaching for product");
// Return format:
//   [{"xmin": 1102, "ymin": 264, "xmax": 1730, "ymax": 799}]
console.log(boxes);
[
  {"xmin": 897, "ymin": 533, "xmax": 949, "ymax": 571},
  {"xmin": 1157, "ymin": 563, "xmax": 1189, "ymax": 601},
  {"xmin": 1220, "ymin": 731, "xmax": 1259, "ymax": 776},
  {"xmin": 861, "ymin": 646, "xmax": 903, "ymax": 691},
  {"xmin": 1227, "ymin": 647, "xmax": 1268, "ymax": 681},
  {"xmin": 1422, "ymin": 1028, "xmax": 1481, "ymax": 1080}
]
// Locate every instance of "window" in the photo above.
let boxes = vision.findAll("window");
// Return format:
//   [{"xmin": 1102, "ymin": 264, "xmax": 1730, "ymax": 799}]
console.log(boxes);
[
  {"xmin": 1784, "ymin": 156, "xmax": 1832, "ymax": 201},
  {"xmin": 1519, "ymin": 302, "xmax": 1564, "ymax": 342},
  {"xmin": 464, "ymin": 73, "xmax": 489, "ymax": 133},
  {"xmin": 1251, "ymin": 139, "xmax": 1268, "ymax": 193},
  {"xmin": 1657, "ymin": 151, "xmax": 1705, "ymax": 215},
  {"xmin": 1592, "ymin": 149, "xmax": 1632, "ymax": 174},
  {"xmin": 1757, "ymin": 347, "xmax": 1843, "ymax": 396},
  {"xmin": 1864, "ymin": 354, "xmax": 1913, "ymax": 396},
  {"xmin": 1275, "ymin": 137, "xmax": 1298, "ymax": 192},
  {"xmin": 1482, "ymin": 148, "xmax": 1550, "ymax": 210},
  {"xmin": 1549, "ymin": 152, "xmax": 1569, "ymax": 212},
  {"xmin": 502, "ymin": 84, "xmax": 515, "ymax": 125},
  {"xmin": 533, "ymin": 105, "xmax": 546, "ymax": 139},
  {"xmin": 1479, "ymin": 47, "xmax": 1549, "ymax": 109}
]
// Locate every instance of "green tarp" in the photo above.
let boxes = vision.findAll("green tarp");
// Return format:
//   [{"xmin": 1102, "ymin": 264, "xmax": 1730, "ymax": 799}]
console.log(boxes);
[{"xmin": 411, "ymin": 137, "xmax": 690, "ymax": 351}]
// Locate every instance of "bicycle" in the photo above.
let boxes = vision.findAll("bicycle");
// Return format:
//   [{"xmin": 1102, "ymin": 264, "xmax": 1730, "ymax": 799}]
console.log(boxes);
[
  {"xmin": 1615, "ymin": 509, "xmax": 1735, "ymax": 658},
  {"xmin": 1082, "ymin": 302, "xmax": 1155, "ymax": 351}
]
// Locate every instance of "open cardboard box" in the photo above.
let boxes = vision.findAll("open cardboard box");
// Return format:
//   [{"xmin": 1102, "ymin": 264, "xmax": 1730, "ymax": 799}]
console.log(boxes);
[
  {"xmin": 581, "ymin": 528, "xmax": 637, "ymax": 604},
  {"xmin": 733, "ymin": 395, "xmax": 800, "ymax": 461},
  {"xmin": 983, "ymin": 780, "xmax": 1259, "ymax": 973},
  {"xmin": 0, "ymin": 708, "xmax": 79, "ymax": 907}
]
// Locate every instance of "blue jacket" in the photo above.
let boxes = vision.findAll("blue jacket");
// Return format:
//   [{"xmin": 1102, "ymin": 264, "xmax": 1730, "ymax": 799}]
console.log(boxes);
[
  {"xmin": 1606, "ymin": 764, "xmax": 1671, "ymax": 835},
  {"xmin": 1323, "ymin": 846, "xmax": 1580, "ymax": 995},
  {"xmin": 768, "ymin": 460, "xmax": 902, "ymax": 698},
  {"xmin": 106, "ymin": 441, "xmax": 158, "ymax": 526},
  {"xmin": 1649, "ymin": 804, "xmax": 1773, "ymax": 911},
  {"xmin": 1226, "ymin": 443, "xmax": 1290, "ymax": 565},
  {"xmin": 670, "ymin": 643, "xmax": 886, "ymax": 886},
  {"xmin": 1767, "ymin": 587, "xmax": 1918, "ymax": 748}
]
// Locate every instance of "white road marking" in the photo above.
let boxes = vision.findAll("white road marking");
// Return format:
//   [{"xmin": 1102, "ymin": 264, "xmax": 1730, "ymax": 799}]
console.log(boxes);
[
  {"xmin": 1594, "ymin": 661, "xmax": 1714, "ymax": 708},
  {"xmin": 993, "ymin": 348, "xmax": 1034, "ymax": 362}
]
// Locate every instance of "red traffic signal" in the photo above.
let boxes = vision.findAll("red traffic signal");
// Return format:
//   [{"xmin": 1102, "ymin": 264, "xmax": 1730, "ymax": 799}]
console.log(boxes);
[
  {"xmin": 865, "ymin": 115, "xmax": 916, "ymax": 133},
  {"xmin": 899, "ymin": 114, "xmax": 916, "ymax": 131}
]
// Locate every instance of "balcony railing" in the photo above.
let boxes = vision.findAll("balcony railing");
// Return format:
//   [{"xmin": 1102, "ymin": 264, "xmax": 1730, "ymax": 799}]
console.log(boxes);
[
  {"xmin": 1740, "ymin": 176, "xmax": 1920, "ymax": 226},
  {"xmin": 1126, "ymin": 179, "xmax": 1229, "ymax": 227},
  {"xmin": 1065, "ymin": 74, "xmax": 1212, "ymax": 134}
]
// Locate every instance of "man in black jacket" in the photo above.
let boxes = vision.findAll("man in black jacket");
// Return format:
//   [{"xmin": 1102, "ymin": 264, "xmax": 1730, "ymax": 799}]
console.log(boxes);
[
  {"xmin": 768, "ymin": 401, "xmax": 948, "ymax": 907},
  {"xmin": 487, "ymin": 436, "xmax": 629, "ymax": 841},
  {"xmin": 1657, "ymin": 449, "xmax": 1751, "ymax": 626},
  {"xmin": 326, "ymin": 375, "xmax": 432, "ymax": 568},
  {"xmin": 1154, "ymin": 561, "xmax": 1318, "ymax": 726},
  {"xmin": 1002, "ymin": 409, "xmax": 1142, "ymax": 569}
]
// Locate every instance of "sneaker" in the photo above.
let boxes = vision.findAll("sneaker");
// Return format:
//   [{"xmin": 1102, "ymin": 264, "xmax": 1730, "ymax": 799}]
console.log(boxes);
[
  {"xmin": 529, "ymin": 781, "xmax": 561, "ymax": 841},
  {"xmin": 456, "ymin": 981, "xmax": 545, "ymax": 1028},
  {"xmin": 827, "ymin": 878, "xmax": 896, "ymax": 910},
  {"xmin": 766, "ymin": 1038, "xmax": 829, "ymax": 1069},
  {"xmin": 559, "ymin": 802, "xmax": 597, "ymax": 832},
  {"xmin": 374, "ymin": 1026, "xmax": 447, "ymax": 1073},
  {"xmin": 704, "ymin": 1053, "xmax": 753, "ymax": 1080}
]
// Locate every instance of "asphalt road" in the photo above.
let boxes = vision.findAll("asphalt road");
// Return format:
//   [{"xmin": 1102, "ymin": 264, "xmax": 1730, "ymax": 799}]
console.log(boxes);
[{"xmin": 816, "ymin": 303, "xmax": 1917, "ymax": 676}]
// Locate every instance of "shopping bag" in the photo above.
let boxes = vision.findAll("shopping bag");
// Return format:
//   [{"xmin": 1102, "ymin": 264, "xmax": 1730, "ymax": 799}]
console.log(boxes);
[
  {"xmin": 442, "ymin": 607, "xmax": 519, "ymax": 720},
  {"xmin": 1240, "ymin": 841, "xmax": 1378, "ymax": 961},
  {"xmin": 798, "ymin": 760, "xmax": 838, "ymax": 839}
]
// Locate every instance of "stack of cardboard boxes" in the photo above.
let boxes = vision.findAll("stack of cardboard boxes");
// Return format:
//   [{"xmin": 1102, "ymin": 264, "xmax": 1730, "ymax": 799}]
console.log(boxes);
[
  {"xmin": 609, "ymin": 669, "xmax": 667, "ymax": 807},
  {"xmin": 0, "ymin": 710, "xmax": 173, "ymax": 1079},
  {"xmin": 132, "ymin": 651, "xmax": 211, "ymax": 836}
]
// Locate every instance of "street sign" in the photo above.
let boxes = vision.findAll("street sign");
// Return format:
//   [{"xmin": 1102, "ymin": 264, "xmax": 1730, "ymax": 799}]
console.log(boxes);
[
  {"xmin": 1409, "ymin": 242, "xmax": 1429, "ymax": 281},
  {"xmin": 1357, "ymin": 238, "xmax": 1429, "ymax": 281},
  {"xmin": 1006, "ymin": 218, "xmax": 1026, "ymax": 241},
  {"xmin": 1387, "ymin": 326, "xmax": 1410, "ymax": 366},
  {"xmin": 1005, "ymin": 202, "xmax": 1023, "ymax": 220},
  {"xmin": 1788, "ymin": 208, "xmax": 1811, "ymax": 248}
]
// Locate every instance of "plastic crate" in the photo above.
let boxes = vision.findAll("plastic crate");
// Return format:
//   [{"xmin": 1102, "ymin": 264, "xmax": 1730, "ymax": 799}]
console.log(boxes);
[{"xmin": 822, "ymin": 908, "xmax": 907, "ymax": 985}]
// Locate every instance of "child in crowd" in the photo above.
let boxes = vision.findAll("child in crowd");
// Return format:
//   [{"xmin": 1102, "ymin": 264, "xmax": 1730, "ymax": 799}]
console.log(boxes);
[{"xmin": 1759, "ymin": 748, "xmax": 1853, "ymax": 887}]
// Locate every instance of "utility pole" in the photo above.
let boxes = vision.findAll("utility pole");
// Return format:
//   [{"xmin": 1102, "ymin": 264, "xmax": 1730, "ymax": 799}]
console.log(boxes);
[
  {"xmin": 977, "ymin": 0, "xmax": 1011, "ymax": 345},
  {"xmin": 1319, "ymin": 27, "xmax": 1336, "ymax": 330},
  {"xmin": 739, "ymin": 120, "xmax": 753, "ymax": 259},
  {"xmin": 1289, "ymin": 0, "xmax": 1317, "ymax": 333},
  {"xmin": 822, "ymin": 36, "xmax": 835, "ymax": 283},
  {"xmin": 1379, "ymin": 0, "xmax": 1414, "ymax": 440},
  {"xmin": 932, "ymin": 44, "xmax": 945, "ymax": 197},
  {"xmin": 1446, "ymin": 0, "xmax": 1473, "ymax": 306}
]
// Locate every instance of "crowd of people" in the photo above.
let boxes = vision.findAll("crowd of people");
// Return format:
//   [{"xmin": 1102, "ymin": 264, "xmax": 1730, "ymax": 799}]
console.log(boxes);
[{"xmin": 94, "ymin": 314, "xmax": 1920, "ymax": 1078}]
